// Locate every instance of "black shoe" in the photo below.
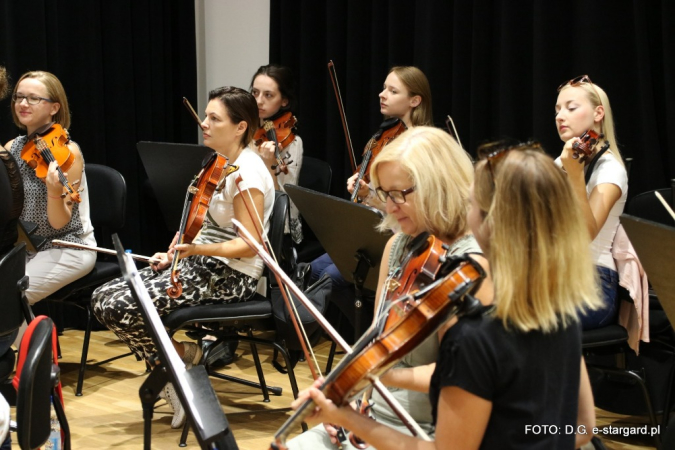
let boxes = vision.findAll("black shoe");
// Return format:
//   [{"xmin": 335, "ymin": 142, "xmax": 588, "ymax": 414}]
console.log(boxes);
[{"xmin": 202, "ymin": 339, "xmax": 238, "ymax": 369}]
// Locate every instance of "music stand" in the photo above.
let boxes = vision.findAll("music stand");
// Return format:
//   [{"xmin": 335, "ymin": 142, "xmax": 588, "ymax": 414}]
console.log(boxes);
[
  {"xmin": 620, "ymin": 214, "xmax": 675, "ymax": 328},
  {"xmin": 284, "ymin": 184, "xmax": 391, "ymax": 338},
  {"xmin": 137, "ymin": 141, "xmax": 214, "ymax": 231},
  {"xmin": 112, "ymin": 234, "xmax": 238, "ymax": 450}
]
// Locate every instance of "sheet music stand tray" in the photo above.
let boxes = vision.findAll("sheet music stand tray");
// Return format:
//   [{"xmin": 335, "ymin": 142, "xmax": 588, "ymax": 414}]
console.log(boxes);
[
  {"xmin": 620, "ymin": 214, "xmax": 675, "ymax": 329},
  {"xmin": 137, "ymin": 141, "xmax": 214, "ymax": 231},
  {"xmin": 284, "ymin": 184, "xmax": 392, "ymax": 338},
  {"xmin": 112, "ymin": 234, "xmax": 238, "ymax": 450}
]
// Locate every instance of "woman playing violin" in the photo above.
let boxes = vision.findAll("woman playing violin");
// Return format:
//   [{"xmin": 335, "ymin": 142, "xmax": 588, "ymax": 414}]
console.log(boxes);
[
  {"xmin": 288, "ymin": 127, "xmax": 491, "ymax": 450},
  {"xmin": 555, "ymin": 75, "xmax": 627, "ymax": 330},
  {"xmin": 92, "ymin": 86, "xmax": 275, "ymax": 429},
  {"xmin": 250, "ymin": 64, "xmax": 304, "ymax": 244},
  {"xmin": 293, "ymin": 143, "xmax": 599, "ymax": 450},
  {"xmin": 347, "ymin": 66, "xmax": 433, "ymax": 210},
  {"xmin": 310, "ymin": 67, "xmax": 434, "ymax": 328},
  {"xmin": 4, "ymin": 70, "xmax": 96, "ymax": 305}
]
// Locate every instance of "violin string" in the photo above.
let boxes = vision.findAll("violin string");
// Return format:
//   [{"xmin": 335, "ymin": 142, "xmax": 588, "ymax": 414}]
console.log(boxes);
[
  {"xmin": 36, "ymin": 140, "xmax": 73, "ymax": 194},
  {"xmin": 236, "ymin": 176, "xmax": 322, "ymax": 377}
]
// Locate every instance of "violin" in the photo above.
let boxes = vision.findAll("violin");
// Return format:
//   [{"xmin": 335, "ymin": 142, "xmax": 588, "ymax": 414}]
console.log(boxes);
[
  {"xmin": 253, "ymin": 110, "xmax": 297, "ymax": 176},
  {"xmin": 571, "ymin": 129, "xmax": 603, "ymax": 163},
  {"xmin": 350, "ymin": 118, "xmax": 407, "ymax": 203},
  {"xmin": 269, "ymin": 253, "xmax": 486, "ymax": 449},
  {"xmin": 166, "ymin": 151, "xmax": 238, "ymax": 298},
  {"xmin": 21, "ymin": 123, "xmax": 82, "ymax": 203}
]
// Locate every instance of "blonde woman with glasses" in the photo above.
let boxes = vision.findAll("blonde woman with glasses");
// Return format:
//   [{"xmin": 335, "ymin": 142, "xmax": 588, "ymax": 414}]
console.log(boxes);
[
  {"xmin": 288, "ymin": 126, "xmax": 491, "ymax": 450},
  {"xmin": 291, "ymin": 142, "xmax": 599, "ymax": 449},
  {"xmin": 555, "ymin": 75, "xmax": 627, "ymax": 330}
]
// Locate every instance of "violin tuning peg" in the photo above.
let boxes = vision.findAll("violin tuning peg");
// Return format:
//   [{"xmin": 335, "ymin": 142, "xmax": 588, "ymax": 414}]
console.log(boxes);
[{"xmin": 72, "ymin": 179, "xmax": 81, "ymax": 187}]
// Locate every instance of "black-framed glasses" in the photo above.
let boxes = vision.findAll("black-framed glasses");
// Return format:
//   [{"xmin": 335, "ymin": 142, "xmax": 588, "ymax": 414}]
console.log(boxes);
[
  {"xmin": 375, "ymin": 185, "xmax": 416, "ymax": 204},
  {"xmin": 11, "ymin": 93, "xmax": 54, "ymax": 105}
]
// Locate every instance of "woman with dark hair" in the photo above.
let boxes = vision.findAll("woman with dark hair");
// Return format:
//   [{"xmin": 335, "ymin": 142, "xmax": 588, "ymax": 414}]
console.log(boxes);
[
  {"xmin": 92, "ymin": 86, "xmax": 275, "ymax": 428},
  {"xmin": 250, "ymin": 64, "xmax": 303, "ymax": 243}
]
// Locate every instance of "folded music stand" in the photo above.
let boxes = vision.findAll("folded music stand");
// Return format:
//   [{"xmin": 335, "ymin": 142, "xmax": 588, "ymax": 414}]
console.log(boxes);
[
  {"xmin": 620, "ymin": 214, "xmax": 675, "ymax": 328},
  {"xmin": 137, "ymin": 141, "xmax": 214, "ymax": 231},
  {"xmin": 284, "ymin": 184, "xmax": 392, "ymax": 338},
  {"xmin": 112, "ymin": 234, "xmax": 238, "ymax": 450}
]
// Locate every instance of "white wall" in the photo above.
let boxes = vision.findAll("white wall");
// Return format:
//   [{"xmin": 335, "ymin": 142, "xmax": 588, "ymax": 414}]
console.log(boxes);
[{"xmin": 194, "ymin": 0, "xmax": 270, "ymax": 141}]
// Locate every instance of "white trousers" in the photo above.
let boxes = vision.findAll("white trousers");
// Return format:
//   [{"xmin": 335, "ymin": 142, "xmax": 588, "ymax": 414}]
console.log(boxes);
[{"xmin": 26, "ymin": 247, "xmax": 97, "ymax": 305}]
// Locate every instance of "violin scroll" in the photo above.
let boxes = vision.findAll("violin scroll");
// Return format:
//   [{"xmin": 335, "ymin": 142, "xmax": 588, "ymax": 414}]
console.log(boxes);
[{"xmin": 572, "ymin": 129, "xmax": 604, "ymax": 163}]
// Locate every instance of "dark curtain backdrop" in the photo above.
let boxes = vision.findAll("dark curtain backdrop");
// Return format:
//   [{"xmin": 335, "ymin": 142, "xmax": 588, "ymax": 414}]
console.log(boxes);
[
  {"xmin": 0, "ymin": 0, "xmax": 197, "ymax": 255},
  {"xmin": 270, "ymin": 0, "xmax": 675, "ymax": 201}
]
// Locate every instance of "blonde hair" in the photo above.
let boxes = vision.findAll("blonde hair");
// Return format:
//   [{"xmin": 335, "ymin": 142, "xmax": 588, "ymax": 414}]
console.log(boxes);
[
  {"xmin": 388, "ymin": 66, "xmax": 433, "ymax": 127},
  {"xmin": 11, "ymin": 71, "xmax": 71, "ymax": 130},
  {"xmin": 559, "ymin": 81, "xmax": 623, "ymax": 167},
  {"xmin": 474, "ymin": 147, "xmax": 602, "ymax": 333},
  {"xmin": 370, "ymin": 126, "xmax": 473, "ymax": 239}
]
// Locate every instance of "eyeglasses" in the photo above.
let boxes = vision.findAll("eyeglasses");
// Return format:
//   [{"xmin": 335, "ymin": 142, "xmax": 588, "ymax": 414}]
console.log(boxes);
[
  {"xmin": 12, "ymin": 94, "xmax": 54, "ymax": 105},
  {"xmin": 375, "ymin": 185, "xmax": 416, "ymax": 204},
  {"xmin": 477, "ymin": 140, "xmax": 543, "ymax": 182}
]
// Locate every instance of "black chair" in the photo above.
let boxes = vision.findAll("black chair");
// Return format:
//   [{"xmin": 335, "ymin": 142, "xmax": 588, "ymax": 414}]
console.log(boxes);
[
  {"xmin": 43, "ymin": 163, "xmax": 127, "ymax": 396},
  {"xmin": 162, "ymin": 191, "xmax": 304, "ymax": 445},
  {"xmin": 163, "ymin": 192, "xmax": 299, "ymax": 395},
  {"xmin": 0, "ymin": 243, "xmax": 32, "ymax": 404},
  {"xmin": 625, "ymin": 179, "xmax": 675, "ymax": 227},
  {"xmin": 15, "ymin": 316, "xmax": 71, "ymax": 450},
  {"xmin": 294, "ymin": 156, "xmax": 332, "ymax": 263}
]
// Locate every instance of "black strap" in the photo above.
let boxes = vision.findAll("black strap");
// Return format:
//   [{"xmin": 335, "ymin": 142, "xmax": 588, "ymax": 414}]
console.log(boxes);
[{"xmin": 584, "ymin": 140, "xmax": 611, "ymax": 185}]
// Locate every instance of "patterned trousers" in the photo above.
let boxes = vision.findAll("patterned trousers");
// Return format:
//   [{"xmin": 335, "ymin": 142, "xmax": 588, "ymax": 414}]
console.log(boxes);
[{"xmin": 92, "ymin": 255, "xmax": 257, "ymax": 360}]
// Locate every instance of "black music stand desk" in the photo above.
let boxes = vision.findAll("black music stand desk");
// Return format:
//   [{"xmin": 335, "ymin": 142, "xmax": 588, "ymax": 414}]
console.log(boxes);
[
  {"xmin": 620, "ymin": 214, "xmax": 675, "ymax": 328},
  {"xmin": 137, "ymin": 141, "xmax": 214, "ymax": 232},
  {"xmin": 284, "ymin": 184, "xmax": 391, "ymax": 337},
  {"xmin": 112, "ymin": 234, "xmax": 238, "ymax": 450}
]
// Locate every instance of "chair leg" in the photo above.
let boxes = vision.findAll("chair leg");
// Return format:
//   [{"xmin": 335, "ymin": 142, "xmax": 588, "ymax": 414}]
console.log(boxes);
[
  {"xmin": 76, "ymin": 304, "xmax": 94, "ymax": 396},
  {"xmin": 247, "ymin": 330, "xmax": 271, "ymax": 402}
]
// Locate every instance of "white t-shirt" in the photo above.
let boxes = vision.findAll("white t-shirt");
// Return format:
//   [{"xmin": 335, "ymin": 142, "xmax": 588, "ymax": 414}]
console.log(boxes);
[
  {"xmin": 586, "ymin": 151, "xmax": 628, "ymax": 271},
  {"xmin": 193, "ymin": 148, "xmax": 275, "ymax": 279}
]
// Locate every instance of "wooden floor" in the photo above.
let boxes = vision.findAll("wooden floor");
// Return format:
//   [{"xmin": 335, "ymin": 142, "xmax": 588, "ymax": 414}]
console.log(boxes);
[{"xmin": 8, "ymin": 329, "xmax": 661, "ymax": 449}]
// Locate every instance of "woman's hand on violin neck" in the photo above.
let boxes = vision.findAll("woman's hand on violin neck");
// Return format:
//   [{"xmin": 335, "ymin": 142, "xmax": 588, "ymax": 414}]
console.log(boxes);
[
  {"xmin": 174, "ymin": 242, "xmax": 199, "ymax": 259},
  {"xmin": 256, "ymin": 140, "xmax": 278, "ymax": 166},
  {"xmin": 347, "ymin": 173, "xmax": 370, "ymax": 198},
  {"xmin": 560, "ymin": 138, "xmax": 585, "ymax": 180}
]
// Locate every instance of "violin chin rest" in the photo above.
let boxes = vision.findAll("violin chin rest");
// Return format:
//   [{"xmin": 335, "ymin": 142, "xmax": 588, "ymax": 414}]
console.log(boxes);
[{"xmin": 458, "ymin": 294, "xmax": 483, "ymax": 318}]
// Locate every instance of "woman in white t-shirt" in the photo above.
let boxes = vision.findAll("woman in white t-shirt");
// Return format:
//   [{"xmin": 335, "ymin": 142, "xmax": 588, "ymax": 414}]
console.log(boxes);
[
  {"xmin": 92, "ymin": 86, "xmax": 274, "ymax": 428},
  {"xmin": 555, "ymin": 75, "xmax": 628, "ymax": 330}
]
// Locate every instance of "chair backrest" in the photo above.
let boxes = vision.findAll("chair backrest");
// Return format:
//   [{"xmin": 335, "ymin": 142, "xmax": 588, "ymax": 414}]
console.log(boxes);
[
  {"xmin": 298, "ymin": 156, "xmax": 332, "ymax": 195},
  {"xmin": 85, "ymin": 164, "xmax": 127, "ymax": 247},
  {"xmin": 0, "ymin": 150, "xmax": 23, "ymax": 254},
  {"xmin": 626, "ymin": 187, "xmax": 675, "ymax": 226},
  {"xmin": 13, "ymin": 316, "xmax": 57, "ymax": 450},
  {"xmin": 0, "ymin": 243, "xmax": 29, "ymax": 338},
  {"xmin": 269, "ymin": 191, "xmax": 292, "ymax": 273}
]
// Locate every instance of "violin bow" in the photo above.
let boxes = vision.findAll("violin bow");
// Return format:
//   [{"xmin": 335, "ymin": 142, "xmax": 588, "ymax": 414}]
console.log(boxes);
[
  {"xmin": 233, "ymin": 219, "xmax": 432, "ymax": 445},
  {"xmin": 182, "ymin": 97, "xmax": 203, "ymax": 128},
  {"xmin": 445, "ymin": 114, "xmax": 463, "ymax": 149},
  {"xmin": 233, "ymin": 176, "xmax": 322, "ymax": 380},
  {"xmin": 328, "ymin": 60, "xmax": 358, "ymax": 173}
]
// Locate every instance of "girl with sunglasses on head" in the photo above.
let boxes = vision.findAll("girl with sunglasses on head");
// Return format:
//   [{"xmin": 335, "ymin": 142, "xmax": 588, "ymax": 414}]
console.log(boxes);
[
  {"xmin": 92, "ymin": 86, "xmax": 275, "ymax": 429},
  {"xmin": 4, "ymin": 71, "xmax": 96, "ymax": 307},
  {"xmin": 287, "ymin": 126, "xmax": 492, "ymax": 450},
  {"xmin": 555, "ymin": 75, "xmax": 627, "ymax": 330},
  {"xmin": 250, "ymin": 64, "xmax": 304, "ymax": 244},
  {"xmin": 292, "ymin": 143, "xmax": 599, "ymax": 450}
]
